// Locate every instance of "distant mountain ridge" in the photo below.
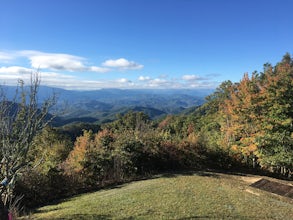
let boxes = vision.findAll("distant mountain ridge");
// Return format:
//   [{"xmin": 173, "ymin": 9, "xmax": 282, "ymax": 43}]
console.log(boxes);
[{"xmin": 1, "ymin": 86, "xmax": 213, "ymax": 125}]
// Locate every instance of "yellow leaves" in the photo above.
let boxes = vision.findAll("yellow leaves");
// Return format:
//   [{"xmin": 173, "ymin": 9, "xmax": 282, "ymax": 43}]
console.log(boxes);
[
  {"xmin": 64, "ymin": 129, "xmax": 117, "ymax": 175},
  {"xmin": 187, "ymin": 133, "xmax": 199, "ymax": 145},
  {"xmin": 281, "ymin": 118, "xmax": 292, "ymax": 126},
  {"xmin": 230, "ymin": 136, "xmax": 258, "ymax": 157},
  {"xmin": 231, "ymin": 145, "xmax": 239, "ymax": 152},
  {"xmin": 65, "ymin": 131, "xmax": 92, "ymax": 173},
  {"xmin": 264, "ymin": 124, "xmax": 273, "ymax": 131},
  {"xmin": 247, "ymin": 143, "xmax": 257, "ymax": 153}
]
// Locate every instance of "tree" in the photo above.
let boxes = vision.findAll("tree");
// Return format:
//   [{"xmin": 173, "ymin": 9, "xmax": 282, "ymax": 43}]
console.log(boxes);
[
  {"xmin": 0, "ymin": 72, "xmax": 56, "ymax": 215},
  {"xmin": 29, "ymin": 127, "xmax": 72, "ymax": 175},
  {"xmin": 107, "ymin": 111, "xmax": 151, "ymax": 132},
  {"xmin": 219, "ymin": 54, "xmax": 293, "ymax": 176},
  {"xmin": 256, "ymin": 54, "xmax": 293, "ymax": 175},
  {"xmin": 64, "ymin": 129, "xmax": 94, "ymax": 174},
  {"xmin": 221, "ymin": 73, "xmax": 263, "ymax": 166}
]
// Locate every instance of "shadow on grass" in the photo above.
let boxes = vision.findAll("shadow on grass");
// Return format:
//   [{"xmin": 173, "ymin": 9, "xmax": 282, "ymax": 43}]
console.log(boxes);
[
  {"xmin": 251, "ymin": 178, "xmax": 293, "ymax": 199},
  {"xmin": 177, "ymin": 214, "xmax": 259, "ymax": 220},
  {"xmin": 40, "ymin": 214, "xmax": 112, "ymax": 220},
  {"xmin": 28, "ymin": 169, "xmax": 251, "ymax": 212},
  {"xmin": 177, "ymin": 216, "xmax": 213, "ymax": 219},
  {"xmin": 160, "ymin": 170, "xmax": 220, "ymax": 179},
  {"xmin": 33, "ymin": 207, "xmax": 62, "ymax": 214}
]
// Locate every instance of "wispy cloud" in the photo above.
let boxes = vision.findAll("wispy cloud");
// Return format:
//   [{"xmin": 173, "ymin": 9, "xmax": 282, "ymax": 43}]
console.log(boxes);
[
  {"xmin": 137, "ymin": 75, "xmax": 182, "ymax": 89},
  {"xmin": 0, "ymin": 52, "xmax": 15, "ymax": 62},
  {"xmin": 138, "ymin": 76, "xmax": 151, "ymax": 81},
  {"xmin": 0, "ymin": 66, "xmax": 133, "ymax": 90},
  {"xmin": 102, "ymin": 58, "xmax": 144, "ymax": 70},
  {"xmin": 117, "ymin": 78, "xmax": 131, "ymax": 83},
  {"xmin": 0, "ymin": 66, "xmax": 77, "ymax": 87},
  {"xmin": 0, "ymin": 70, "xmax": 219, "ymax": 90},
  {"xmin": 30, "ymin": 53, "xmax": 86, "ymax": 71},
  {"xmin": 0, "ymin": 50, "xmax": 142, "ymax": 73},
  {"xmin": 136, "ymin": 74, "xmax": 220, "ymax": 89},
  {"xmin": 182, "ymin": 74, "xmax": 200, "ymax": 81},
  {"xmin": 0, "ymin": 50, "xmax": 220, "ymax": 90},
  {"xmin": 0, "ymin": 66, "xmax": 32, "ymax": 75},
  {"xmin": 18, "ymin": 50, "xmax": 109, "ymax": 73},
  {"xmin": 89, "ymin": 66, "xmax": 110, "ymax": 72},
  {"xmin": 182, "ymin": 74, "xmax": 208, "ymax": 81}
]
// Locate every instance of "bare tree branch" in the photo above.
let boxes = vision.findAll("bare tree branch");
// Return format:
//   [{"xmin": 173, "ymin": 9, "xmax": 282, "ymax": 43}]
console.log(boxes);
[{"xmin": 0, "ymin": 71, "xmax": 57, "ymax": 209}]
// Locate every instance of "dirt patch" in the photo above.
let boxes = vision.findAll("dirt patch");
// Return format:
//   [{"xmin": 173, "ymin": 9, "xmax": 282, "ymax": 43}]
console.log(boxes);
[
  {"xmin": 250, "ymin": 178, "xmax": 293, "ymax": 199},
  {"xmin": 241, "ymin": 176, "xmax": 262, "ymax": 184},
  {"xmin": 245, "ymin": 189, "xmax": 260, "ymax": 196}
]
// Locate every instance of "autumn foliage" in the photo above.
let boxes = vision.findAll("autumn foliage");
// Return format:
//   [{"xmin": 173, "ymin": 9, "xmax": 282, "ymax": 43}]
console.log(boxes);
[
  {"xmin": 219, "ymin": 54, "xmax": 293, "ymax": 174},
  {"xmin": 13, "ymin": 54, "xmax": 293, "ymax": 210}
]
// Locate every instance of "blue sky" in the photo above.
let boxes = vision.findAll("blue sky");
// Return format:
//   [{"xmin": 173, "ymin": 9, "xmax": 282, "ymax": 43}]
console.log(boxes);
[{"xmin": 0, "ymin": 0, "xmax": 292, "ymax": 90}]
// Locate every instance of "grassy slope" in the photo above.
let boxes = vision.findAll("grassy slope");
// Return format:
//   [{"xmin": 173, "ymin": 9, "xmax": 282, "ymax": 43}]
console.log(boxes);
[{"xmin": 30, "ymin": 171, "xmax": 292, "ymax": 220}]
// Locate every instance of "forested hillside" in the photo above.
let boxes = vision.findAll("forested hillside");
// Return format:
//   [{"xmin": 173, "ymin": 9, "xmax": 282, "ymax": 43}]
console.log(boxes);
[
  {"xmin": 204, "ymin": 53, "xmax": 293, "ymax": 176},
  {"xmin": 1, "ymin": 86, "xmax": 210, "ymax": 125},
  {"xmin": 1, "ymin": 54, "xmax": 293, "ymax": 216}
]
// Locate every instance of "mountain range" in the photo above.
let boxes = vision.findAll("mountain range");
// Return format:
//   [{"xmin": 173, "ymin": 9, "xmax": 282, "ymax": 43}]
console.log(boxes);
[{"xmin": 1, "ymin": 86, "xmax": 213, "ymax": 125}]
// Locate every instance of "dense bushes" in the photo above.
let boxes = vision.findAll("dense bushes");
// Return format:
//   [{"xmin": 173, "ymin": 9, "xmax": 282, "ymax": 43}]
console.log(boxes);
[
  {"xmin": 15, "ymin": 111, "xmax": 218, "ymax": 208},
  {"xmin": 64, "ymin": 112, "xmax": 206, "ymax": 183},
  {"xmin": 15, "ymin": 169, "xmax": 70, "ymax": 208}
]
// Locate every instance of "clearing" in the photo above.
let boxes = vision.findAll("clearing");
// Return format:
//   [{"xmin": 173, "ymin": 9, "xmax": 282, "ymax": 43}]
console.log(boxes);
[{"xmin": 28, "ymin": 171, "xmax": 293, "ymax": 220}]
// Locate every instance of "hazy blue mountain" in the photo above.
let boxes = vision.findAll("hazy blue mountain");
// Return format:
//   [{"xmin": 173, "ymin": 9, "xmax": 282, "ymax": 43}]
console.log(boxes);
[{"xmin": 1, "ymin": 86, "xmax": 213, "ymax": 125}]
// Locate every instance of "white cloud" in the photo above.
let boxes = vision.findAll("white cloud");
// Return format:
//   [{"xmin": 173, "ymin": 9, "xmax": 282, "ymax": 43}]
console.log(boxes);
[
  {"xmin": 138, "ymin": 76, "xmax": 151, "ymax": 81},
  {"xmin": 0, "ymin": 52, "xmax": 14, "ymax": 62},
  {"xmin": 0, "ymin": 66, "xmax": 34, "ymax": 84},
  {"xmin": 0, "ymin": 69, "xmax": 219, "ymax": 90},
  {"xmin": 0, "ymin": 50, "xmax": 109, "ymax": 73},
  {"xmin": 29, "ymin": 53, "xmax": 85, "ymax": 71},
  {"xmin": 138, "ymin": 75, "xmax": 181, "ymax": 88},
  {"xmin": 89, "ymin": 66, "xmax": 110, "ymax": 72},
  {"xmin": 117, "ymin": 78, "xmax": 131, "ymax": 83},
  {"xmin": 182, "ymin": 74, "xmax": 200, "ymax": 81},
  {"xmin": 102, "ymin": 58, "xmax": 144, "ymax": 70},
  {"xmin": 0, "ymin": 67, "xmax": 78, "ymax": 87},
  {"xmin": 148, "ymin": 78, "xmax": 169, "ymax": 88},
  {"xmin": 0, "ymin": 50, "xmax": 142, "ymax": 73},
  {"xmin": 21, "ymin": 51, "xmax": 108, "ymax": 73},
  {"xmin": 0, "ymin": 66, "xmax": 33, "ymax": 75},
  {"xmin": 0, "ymin": 50, "xmax": 220, "ymax": 90}
]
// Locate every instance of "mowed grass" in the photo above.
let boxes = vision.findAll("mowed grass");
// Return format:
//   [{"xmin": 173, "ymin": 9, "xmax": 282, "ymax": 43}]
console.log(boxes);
[{"xmin": 29, "ymin": 171, "xmax": 293, "ymax": 220}]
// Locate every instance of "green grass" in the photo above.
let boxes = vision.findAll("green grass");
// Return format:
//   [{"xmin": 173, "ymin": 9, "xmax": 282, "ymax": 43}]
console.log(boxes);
[{"xmin": 29, "ymin": 171, "xmax": 292, "ymax": 220}]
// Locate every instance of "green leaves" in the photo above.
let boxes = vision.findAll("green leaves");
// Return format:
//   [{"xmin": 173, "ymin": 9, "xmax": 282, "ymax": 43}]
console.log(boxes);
[
  {"xmin": 0, "ymin": 72, "xmax": 56, "ymax": 206},
  {"xmin": 217, "ymin": 53, "xmax": 293, "ymax": 174}
]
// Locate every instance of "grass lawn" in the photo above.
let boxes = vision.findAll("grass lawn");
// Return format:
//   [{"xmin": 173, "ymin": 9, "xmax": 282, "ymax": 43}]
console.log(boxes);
[{"xmin": 28, "ymin": 171, "xmax": 293, "ymax": 220}]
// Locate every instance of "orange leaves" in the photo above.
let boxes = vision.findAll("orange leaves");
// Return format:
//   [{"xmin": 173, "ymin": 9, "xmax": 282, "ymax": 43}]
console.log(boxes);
[
  {"xmin": 64, "ymin": 129, "xmax": 116, "ymax": 175},
  {"xmin": 64, "ymin": 130, "xmax": 93, "ymax": 173},
  {"xmin": 220, "ymin": 72, "xmax": 263, "ymax": 156},
  {"xmin": 231, "ymin": 145, "xmax": 239, "ymax": 152},
  {"xmin": 219, "ymin": 53, "xmax": 293, "ymax": 170},
  {"xmin": 158, "ymin": 115, "xmax": 173, "ymax": 130},
  {"xmin": 94, "ymin": 129, "xmax": 115, "ymax": 149},
  {"xmin": 240, "ymin": 137, "xmax": 257, "ymax": 155}
]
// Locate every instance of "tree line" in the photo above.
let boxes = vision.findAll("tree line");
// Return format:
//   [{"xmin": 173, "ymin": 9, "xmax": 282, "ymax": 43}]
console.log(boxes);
[{"xmin": 208, "ymin": 53, "xmax": 293, "ymax": 175}]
